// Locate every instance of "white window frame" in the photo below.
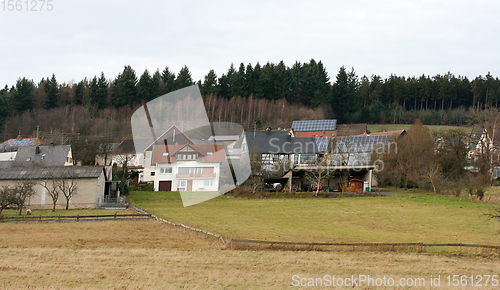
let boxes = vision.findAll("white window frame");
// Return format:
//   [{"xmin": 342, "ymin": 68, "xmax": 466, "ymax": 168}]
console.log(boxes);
[{"xmin": 177, "ymin": 180, "xmax": 187, "ymax": 191}]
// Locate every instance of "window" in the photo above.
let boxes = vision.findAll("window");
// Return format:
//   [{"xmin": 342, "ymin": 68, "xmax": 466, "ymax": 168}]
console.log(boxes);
[
  {"xmin": 162, "ymin": 152, "xmax": 170, "ymax": 157},
  {"xmin": 178, "ymin": 167, "xmax": 203, "ymax": 174},
  {"xmin": 204, "ymin": 180, "xmax": 213, "ymax": 187},
  {"xmin": 177, "ymin": 180, "xmax": 187, "ymax": 191},
  {"xmin": 160, "ymin": 168, "xmax": 172, "ymax": 174},
  {"xmin": 178, "ymin": 153, "xmax": 197, "ymax": 160},
  {"xmin": 150, "ymin": 171, "xmax": 155, "ymax": 176},
  {"xmin": 207, "ymin": 152, "xmax": 213, "ymax": 156}
]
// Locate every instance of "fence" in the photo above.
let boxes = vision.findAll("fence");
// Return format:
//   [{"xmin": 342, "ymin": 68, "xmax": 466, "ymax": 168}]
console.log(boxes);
[
  {"xmin": 230, "ymin": 239, "xmax": 500, "ymax": 253},
  {"xmin": 97, "ymin": 196, "xmax": 128, "ymax": 208},
  {"xmin": 1, "ymin": 213, "xmax": 151, "ymax": 222}
]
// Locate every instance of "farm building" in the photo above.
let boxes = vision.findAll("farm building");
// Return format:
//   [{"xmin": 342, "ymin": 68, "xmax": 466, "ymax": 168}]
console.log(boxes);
[{"xmin": 0, "ymin": 166, "xmax": 105, "ymax": 209}]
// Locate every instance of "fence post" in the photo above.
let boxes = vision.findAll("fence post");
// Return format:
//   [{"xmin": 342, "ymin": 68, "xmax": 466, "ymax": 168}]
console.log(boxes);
[
  {"xmin": 114, "ymin": 212, "xmax": 117, "ymax": 220},
  {"xmin": 77, "ymin": 214, "xmax": 79, "ymax": 221},
  {"xmin": 39, "ymin": 215, "xmax": 41, "ymax": 221}
]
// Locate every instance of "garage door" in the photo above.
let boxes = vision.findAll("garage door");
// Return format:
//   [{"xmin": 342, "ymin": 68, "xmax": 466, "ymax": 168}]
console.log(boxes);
[{"xmin": 159, "ymin": 181, "xmax": 172, "ymax": 191}]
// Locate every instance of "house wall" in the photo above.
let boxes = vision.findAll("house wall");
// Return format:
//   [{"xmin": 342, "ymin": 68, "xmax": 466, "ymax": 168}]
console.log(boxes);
[
  {"xmin": 142, "ymin": 151, "xmax": 155, "ymax": 183},
  {"xmin": 0, "ymin": 173, "xmax": 105, "ymax": 209},
  {"xmin": 153, "ymin": 160, "xmax": 220, "ymax": 192}
]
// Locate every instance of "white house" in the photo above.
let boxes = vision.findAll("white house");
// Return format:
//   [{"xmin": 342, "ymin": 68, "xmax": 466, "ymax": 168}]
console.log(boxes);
[
  {"xmin": 150, "ymin": 143, "xmax": 226, "ymax": 192},
  {"xmin": 138, "ymin": 125, "xmax": 228, "ymax": 192}
]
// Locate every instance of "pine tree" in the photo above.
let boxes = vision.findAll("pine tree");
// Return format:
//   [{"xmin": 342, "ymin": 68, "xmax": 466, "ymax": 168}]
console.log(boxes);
[
  {"xmin": 174, "ymin": 65, "xmax": 194, "ymax": 90},
  {"xmin": 137, "ymin": 69, "xmax": 152, "ymax": 102},
  {"xmin": 161, "ymin": 66, "xmax": 176, "ymax": 94},
  {"xmin": 44, "ymin": 74, "xmax": 59, "ymax": 109},
  {"xmin": 201, "ymin": 69, "xmax": 217, "ymax": 96},
  {"xmin": 11, "ymin": 77, "xmax": 35, "ymax": 112},
  {"xmin": 111, "ymin": 65, "xmax": 137, "ymax": 108}
]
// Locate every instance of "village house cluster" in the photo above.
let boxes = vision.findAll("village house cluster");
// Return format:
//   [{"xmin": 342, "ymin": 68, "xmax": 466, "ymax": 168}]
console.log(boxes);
[{"xmin": 2, "ymin": 118, "xmax": 493, "ymax": 210}]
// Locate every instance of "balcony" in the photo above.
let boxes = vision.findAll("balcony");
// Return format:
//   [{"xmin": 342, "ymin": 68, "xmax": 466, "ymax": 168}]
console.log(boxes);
[{"xmin": 176, "ymin": 173, "xmax": 216, "ymax": 179}]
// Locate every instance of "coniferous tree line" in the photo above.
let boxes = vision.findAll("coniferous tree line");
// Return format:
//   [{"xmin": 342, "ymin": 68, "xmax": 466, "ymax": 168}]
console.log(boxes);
[{"xmin": 1, "ymin": 60, "xmax": 499, "ymax": 135}]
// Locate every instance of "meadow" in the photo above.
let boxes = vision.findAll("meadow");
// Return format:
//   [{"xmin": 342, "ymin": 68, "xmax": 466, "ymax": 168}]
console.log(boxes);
[
  {"xmin": 127, "ymin": 190, "xmax": 500, "ymax": 246},
  {"xmin": 0, "ymin": 189, "xmax": 499, "ymax": 289},
  {"xmin": 367, "ymin": 124, "xmax": 472, "ymax": 136}
]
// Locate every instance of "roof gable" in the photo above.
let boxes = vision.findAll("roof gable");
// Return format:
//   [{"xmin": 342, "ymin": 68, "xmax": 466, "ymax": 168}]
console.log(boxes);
[{"xmin": 144, "ymin": 125, "xmax": 194, "ymax": 152}]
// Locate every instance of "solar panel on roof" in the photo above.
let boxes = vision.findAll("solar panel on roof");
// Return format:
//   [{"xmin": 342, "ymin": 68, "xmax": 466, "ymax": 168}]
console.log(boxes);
[{"xmin": 292, "ymin": 120, "xmax": 337, "ymax": 132}]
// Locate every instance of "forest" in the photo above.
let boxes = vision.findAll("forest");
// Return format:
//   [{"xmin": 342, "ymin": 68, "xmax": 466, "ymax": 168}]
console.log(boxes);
[{"xmin": 1, "ymin": 59, "xmax": 499, "ymax": 145}]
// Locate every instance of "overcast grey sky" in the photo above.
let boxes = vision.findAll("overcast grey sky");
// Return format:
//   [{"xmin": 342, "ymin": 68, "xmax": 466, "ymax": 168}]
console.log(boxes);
[{"xmin": 1, "ymin": 0, "xmax": 499, "ymax": 87}]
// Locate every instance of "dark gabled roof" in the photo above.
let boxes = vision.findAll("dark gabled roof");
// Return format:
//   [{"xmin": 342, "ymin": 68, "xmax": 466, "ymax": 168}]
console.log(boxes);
[
  {"xmin": 0, "ymin": 166, "xmax": 103, "ymax": 180},
  {"xmin": 0, "ymin": 137, "xmax": 39, "ymax": 152},
  {"xmin": 14, "ymin": 145, "xmax": 71, "ymax": 167},
  {"xmin": 244, "ymin": 131, "xmax": 319, "ymax": 154}
]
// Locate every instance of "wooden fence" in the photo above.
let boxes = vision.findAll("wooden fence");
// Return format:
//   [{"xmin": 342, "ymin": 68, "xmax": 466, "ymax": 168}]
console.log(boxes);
[
  {"xmin": 230, "ymin": 239, "xmax": 500, "ymax": 253},
  {"xmin": 1, "ymin": 213, "xmax": 151, "ymax": 222}
]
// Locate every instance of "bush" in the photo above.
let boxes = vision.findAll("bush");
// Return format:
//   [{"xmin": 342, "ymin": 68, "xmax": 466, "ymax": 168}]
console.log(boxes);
[{"xmin": 138, "ymin": 184, "xmax": 154, "ymax": 191}]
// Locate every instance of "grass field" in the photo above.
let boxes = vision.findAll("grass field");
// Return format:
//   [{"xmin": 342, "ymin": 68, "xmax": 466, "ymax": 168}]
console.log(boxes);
[
  {"xmin": 1, "ymin": 190, "xmax": 500, "ymax": 288},
  {"xmin": 367, "ymin": 124, "xmax": 472, "ymax": 136},
  {"xmin": 127, "ymin": 190, "xmax": 500, "ymax": 246}
]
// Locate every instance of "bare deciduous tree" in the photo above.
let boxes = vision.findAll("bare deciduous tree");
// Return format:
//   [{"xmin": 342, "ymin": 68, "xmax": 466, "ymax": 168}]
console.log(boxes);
[
  {"xmin": 41, "ymin": 179, "xmax": 60, "ymax": 212},
  {"xmin": 58, "ymin": 172, "xmax": 77, "ymax": 210},
  {"xmin": 0, "ymin": 186, "xmax": 16, "ymax": 216},
  {"xmin": 304, "ymin": 154, "xmax": 331, "ymax": 196},
  {"xmin": 12, "ymin": 180, "xmax": 37, "ymax": 215}
]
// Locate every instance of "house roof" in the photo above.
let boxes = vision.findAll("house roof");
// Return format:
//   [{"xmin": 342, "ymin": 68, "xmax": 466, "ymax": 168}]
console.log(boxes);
[
  {"xmin": 244, "ymin": 131, "xmax": 319, "ymax": 154},
  {"xmin": 294, "ymin": 130, "xmax": 337, "ymax": 138},
  {"xmin": 0, "ymin": 137, "xmax": 39, "ymax": 153},
  {"xmin": 335, "ymin": 135, "xmax": 396, "ymax": 153},
  {"xmin": 355, "ymin": 130, "xmax": 406, "ymax": 137},
  {"xmin": 151, "ymin": 144, "xmax": 227, "ymax": 164},
  {"xmin": 292, "ymin": 120, "xmax": 337, "ymax": 131},
  {"xmin": 0, "ymin": 166, "xmax": 103, "ymax": 180},
  {"xmin": 144, "ymin": 125, "xmax": 194, "ymax": 152},
  {"xmin": 14, "ymin": 145, "xmax": 71, "ymax": 167}
]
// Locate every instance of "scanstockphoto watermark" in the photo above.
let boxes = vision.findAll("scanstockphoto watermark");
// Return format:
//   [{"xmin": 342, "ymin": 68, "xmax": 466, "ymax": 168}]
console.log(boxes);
[
  {"xmin": 1, "ymin": 0, "xmax": 53, "ymax": 11},
  {"xmin": 291, "ymin": 274, "xmax": 499, "ymax": 287}
]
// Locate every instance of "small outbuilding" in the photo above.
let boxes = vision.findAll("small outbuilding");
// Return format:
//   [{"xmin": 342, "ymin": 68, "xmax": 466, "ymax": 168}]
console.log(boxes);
[{"xmin": 0, "ymin": 166, "xmax": 105, "ymax": 209}]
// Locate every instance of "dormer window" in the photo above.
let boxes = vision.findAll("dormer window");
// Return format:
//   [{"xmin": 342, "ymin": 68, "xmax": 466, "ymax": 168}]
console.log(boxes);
[
  {"xmin": 163, "ymin": 152, "xmax": 170, "ymax": 157},
  {"xmin": 207, "ymin": 152, "xmax": 213, "ymax": 156}
]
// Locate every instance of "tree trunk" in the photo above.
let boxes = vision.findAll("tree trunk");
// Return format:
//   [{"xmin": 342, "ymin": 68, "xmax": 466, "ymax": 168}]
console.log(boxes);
[
  {"xmin": 66, "ymin": 200, "xmax": 70, "ymax": 210},
  {"xmin": 52, "ymin": 202, "xmax": 56, "ymax": 212}
]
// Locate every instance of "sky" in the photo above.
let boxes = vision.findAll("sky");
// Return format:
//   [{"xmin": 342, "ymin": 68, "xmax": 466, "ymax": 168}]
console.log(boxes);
[{"xmin": 1, "ymin": 0, "xmax": 500, "ymax": 87}]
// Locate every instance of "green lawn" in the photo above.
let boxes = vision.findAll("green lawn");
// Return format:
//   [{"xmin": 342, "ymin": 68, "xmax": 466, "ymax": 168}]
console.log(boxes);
[
  {"xmin": 367, "ymin": 124, "xmax": 472, "ymax": 135},
  {"xmin": 127, "ymin": 190, "xmax": 500, "ymax": 246}
]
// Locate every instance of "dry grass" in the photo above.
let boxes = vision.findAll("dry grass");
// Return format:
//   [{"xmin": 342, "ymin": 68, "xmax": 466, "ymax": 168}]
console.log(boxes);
[
  {"xmin": 0, "ymin": 220, "xmax": 220, "ymax": 249},
  {"xmin": 0, "ymin": 248, "xmax": 498, "ymax": 289},
  {"xmin": 1, "ymin": 217, "xmax": 499, "ymax": 289},
  {"xmin": 129, "ymin": 191, "xmax": 500, "ymax": 246}
]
